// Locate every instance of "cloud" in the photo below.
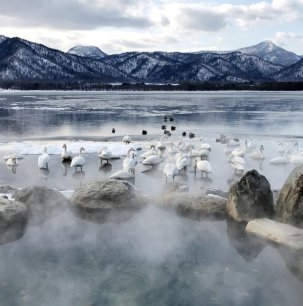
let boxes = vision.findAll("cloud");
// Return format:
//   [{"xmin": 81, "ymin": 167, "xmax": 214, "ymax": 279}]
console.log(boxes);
[
  {"xmin": 0, "ymin": 0, "xmax": 153, "ymax": 30},
  {"xmin": 177, "ymin": 8, "xmax": 227, "ymax": 32}
]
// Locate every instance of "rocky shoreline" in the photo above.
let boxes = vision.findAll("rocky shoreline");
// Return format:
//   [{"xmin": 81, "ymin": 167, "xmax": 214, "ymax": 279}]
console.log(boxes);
[{"xmin": 1, "ymin": 165, "xmax": 303, "ymax": 280}]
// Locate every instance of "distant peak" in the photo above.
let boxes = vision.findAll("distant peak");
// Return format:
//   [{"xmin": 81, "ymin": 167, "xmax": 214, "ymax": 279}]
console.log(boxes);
[{"xmin": 68, "ymin": 45, "xmax": 107, "ymax": 59}]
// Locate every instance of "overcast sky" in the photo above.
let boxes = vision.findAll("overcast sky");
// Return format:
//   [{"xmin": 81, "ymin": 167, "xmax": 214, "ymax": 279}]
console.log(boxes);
[{"xmin": 0, "ymin": 0, "xmax": 302, "ymax": 55}]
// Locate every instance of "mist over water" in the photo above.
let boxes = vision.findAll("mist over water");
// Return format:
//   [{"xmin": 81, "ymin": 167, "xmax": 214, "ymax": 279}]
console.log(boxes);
[{"xmin": 1, "ymin": 91, "xmax": 303, "ymax": 305}]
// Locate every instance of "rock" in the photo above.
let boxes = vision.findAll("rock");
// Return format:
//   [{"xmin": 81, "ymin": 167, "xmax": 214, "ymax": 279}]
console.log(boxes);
[
  {"xmin": 246, "ymin": 218, "xmax": 303, "ymax": 251},
  {"xmin": 226, "ymin": 218, "xmax": 265, "ymax": 262},
  {"xmin": 160, "ymin": 192, "xmax": 227, "ymax": 220},
  {"xmin": 14, "ymin": 186, "xmax": 69, "ymax": 225},
  {"xmin": 0, "ymin": 197, "xmax": 28, "ymax": 244},
  {"xmin": 0, "ymin": 184, "xmax": 18, "ymax": 194},
  {"xmin": 71, "ymin": 179, "xmax": 145, "ymax": 222},
  {"xmin": 275, "ymin": 165, "xmax": 303, "ymax": 227},
  {"xmin": 227, "ymin": 170, "xmax": 274, "ymax": 222}
]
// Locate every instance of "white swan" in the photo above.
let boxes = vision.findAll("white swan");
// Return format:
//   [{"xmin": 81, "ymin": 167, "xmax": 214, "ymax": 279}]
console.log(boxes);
[
  {"xmin": 290, "ymin": 154, "xmax": 303, "ymax": 165},
  {"xmin": 157, "ymin": 136, "xmax": 168, "ymax": 150},
  {"xmin": 142, "ymin": 151, "xmax": 164, "ymax": 168},
  {"xmin": 270, "ymin": 150, "xmax": 290, "ymax": 165},
  {"xmin": 3, "ymin": 153, "xmax": 24, "ymax": 161},
  {"xmin": 245, "ymin": 138, "xmax": 256, "ymax": 153},
  {"xmin": 200, "ymin": 138, "xmax": 211, "ymax": 151},
  {"xmin": 61, "ymin": 144, "xmax": 72, "ymax": 162},
  {"xmin": 98, "ymin": 147, "xmax": 112, "ymax": 164},
  {"xmin": 227, "ymin": 154, "xmax": 245, "ymax": 174},
  {"xmin": 110, "ymin": 167, "xmax": 135, "ymax": 180},
  {"xmin": 227, "ymin": 138, "xmax": 240, "ymax": 147},
  {"xmin": 176, "ymin": 155, "xmax": 190, "ymax": 172},
  {"xmin": 199, "ymin": 148, "xmax": 210, "ymax": 160},
  {"xmin": 250, "ymin": 145, "xmax": 265, "ymax": 160},
  {"xmin": 123, "ymin": 148, "xmax": 137, "ymax": 170},
  {"xmin": 122, "ymin": 135, "xmax": 131, "ymax": 145},
  {"xmin": 231, "ymin": 147, "xmax": 245, "ymax": 157},
  {"xmin": 140, "ymin": 145, "xmax": 157, "ymax": 159},
  {"xmin": 194, "ymin": 158, "xmax": 212, "ymax": 177},
  {"xmin": 71, "ymin": 147, "xmax": 86, "ymax": 171},
  {"xmin": 163, "ymin": 160, "xmax": 178, "ymax": 182},
  {"xmin": 38, "ymin": 147, "xmax": 50, "ymax": 169},
  {"xmin": 6, "ymin": 156, "xmax": 17, "ymax": 166}
]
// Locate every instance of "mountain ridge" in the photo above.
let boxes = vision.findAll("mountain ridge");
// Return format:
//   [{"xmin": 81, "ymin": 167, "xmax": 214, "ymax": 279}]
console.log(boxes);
[{"xmin": 0, "ymin": 35, "xmax": 302, "ymax": 84}]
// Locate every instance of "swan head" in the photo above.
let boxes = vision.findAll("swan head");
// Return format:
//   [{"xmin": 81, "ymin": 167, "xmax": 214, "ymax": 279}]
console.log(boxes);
[
  {"xmin": 62, "ymin": 144, "xmax": 67, "ymax": 149},
  {"xmin": 127, "ymin": 147, "xmax": 136, "ymax": 155},
  {"xmin": 80, "ymin": 147, "xmax": 85, "ymax": 154},
  {"xmin": 260, "ymin": 145, "xmax": 264, "ymax": 151},
  {"xmin": 43, "ymin": 147, "xmax": 48, "ymax": 153}
]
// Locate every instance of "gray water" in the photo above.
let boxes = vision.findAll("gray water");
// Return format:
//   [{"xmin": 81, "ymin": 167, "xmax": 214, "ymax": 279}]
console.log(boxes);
[{"xmin": 1, "ymin": 91, "xmax": 303, "ymax": 306}]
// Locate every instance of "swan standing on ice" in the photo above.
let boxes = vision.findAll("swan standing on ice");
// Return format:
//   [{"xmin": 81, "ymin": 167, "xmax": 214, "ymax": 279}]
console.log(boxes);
[
  {"xmin": 227, "ymin": 154, "xmax": 245, "ymax": 174},
  {"xmin": 61, "ymin": 144, "xmax": 72, "ymax": 162},
  {"xmin": 38, "ymin": 147, "xmax": 50, "ymax": 169},
  {"xmin": 98, "ymin": 147, "xmax": 112, "ymax": 164},
  {"xmin": 123, "ymin": 148, "xmax": 137, "ymax": 170},
  {"xmin": 157, "ymin": 136, "xmax": 168, "ymax": 150},
  {"xmin": 250, "ymin": 145, "xmax": 265, "ymax": 160},
  {"xmin": 163, "ymin": 160, "xmax": 178, "ymax": 182},
  {"xmin": 176, "ymin": 155, "xmax": 190, "ymax": 172},
  {"xmin": 122, "ymin": 135, "xmax": 131, "ymax": 145},
  {"xmin": 71, "ymin": 147, "xmax": 86, "ymax": 171},
  {"xmin": 194, "ymin": 158, "xmax": 212, "ymax": 177}
]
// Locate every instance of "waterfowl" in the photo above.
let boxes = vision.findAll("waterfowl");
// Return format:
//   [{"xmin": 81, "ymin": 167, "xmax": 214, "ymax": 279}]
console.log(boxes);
[
  {"xmin": 110, "ymin": 167, "xmax": 135, "ymax": 181},
  {"xmin": 182, "ymin": 132, "xmax": 186, "ymax": 137},
  {"xmin": 70, "ymin": 147, "xmax": 86, "ymax": 171},
  {"xmin": 189, "ymin": 132, "xmax": 195, "ymax": 139},
  {"xmin": 171, "ymin": 126, "xmax": 176, "ymax": 131},
  {"xmin": 122, "ymin": 135, "xmax": 131, "ymax": 145},
  {"xmin": 38, "ymin": 147, "xmax": 50, "ymax": 169},
  {"xmin": 98, "ymin": 147, "xmax": 112, "ymax": 164},
  {"xmin": 194, "ymin": 158, "xmax": 212, "ymax": 177},
  {"xmin": 140, "ymin": 145, "xmax": 157, "ymax": 159},
  {"xmin": 250, "ymin": 145, "xmax": 265, "ymax": 160},
  {"xmin": 200, "ymin": 138, "xmax": 211, "ymax": 151},
  {"xmin": 6, "ymin": 156, "xmax": 17, "ymax": 166},
  {"xmin": 163, "ymin": 160, "xmax": 178, "ymax": 182},
  {"xmin": 142, "ymin": 130, "xmax": 147, "ymax": 135},
  {"xmin": 112, "ymin": 128, "xmax": 116, "ymax": 134},
  {"xmin": 227, "ymin": 154, "xmax": 245, "ymax": 174},
  {"xmin": 270, "ymin": 150, "xmax": 290, "ymax": 165},
  {"xmin": 123, "ymin": 148, "xmax": 137, "ymax": 170},
  {"xmin": 61, "ymin": 144, "xmax": 72, "ymax": 162},
  {"xmin": 176, "ymin": 155, "xmax": 190, "ymax": 172},
  {"xmin": 142, "ymin": 151, "xmax": 163, "ymax": 168},
  {"xmin": 157, "ymin": 136, "xmax": 168, "ymax": 150}
]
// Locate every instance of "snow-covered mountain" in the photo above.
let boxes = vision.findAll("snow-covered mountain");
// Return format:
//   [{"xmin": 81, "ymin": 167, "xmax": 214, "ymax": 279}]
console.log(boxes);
[
  {"xmin": 0, "ymin": 37, "xmax": 132, "ymax": 82},
  {"xmin": 68, "ymin": 45, "xmax": 107, "ymax": 59},
  {"xmin": 102, "ymin": 51, "xmax": 283, "ymax": 83},
  {"xmin": 238, "ymin": 40, "xmax": 301, "ymax": 67},
  {"xmin": 0, "ymin": 35, "xmax": 303, "ymax": 84}
]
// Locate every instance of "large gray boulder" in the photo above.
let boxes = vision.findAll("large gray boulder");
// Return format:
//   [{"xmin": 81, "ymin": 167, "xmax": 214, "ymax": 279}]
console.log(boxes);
[
  {"xmin": 227, "ymin": 170, "xmax": 274, "ymax": 222},
  {"xmin": 0, "ymin": 197, "xmax": 28, "ymax": 244},
  {"xmin": 161, "ymin": 192, "xmax": 227, "ymax": 220},
  {"xmin": 246, "ymin": 218, "xmax": 303, "ymax": 250},
  {"xmin": 71, "ymin": 179, "xmax": 145, "ymax": 222},
  {"xmin": 276, "ymin": 165, "xmax": 303, "ymax": 227},
  {"xmin": 14, "ymin": 186, "xmax": 69, "ymax": 225}
]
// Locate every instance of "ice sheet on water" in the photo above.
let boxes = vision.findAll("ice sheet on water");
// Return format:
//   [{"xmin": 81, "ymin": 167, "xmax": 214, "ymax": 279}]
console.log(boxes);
[{"xmin": 0, "ymin": 140, "xmax": 149, "ymax": 156}]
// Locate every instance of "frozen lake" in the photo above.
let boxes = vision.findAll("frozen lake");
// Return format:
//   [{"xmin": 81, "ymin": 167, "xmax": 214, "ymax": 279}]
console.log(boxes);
[{"xmin": 0, "ymin": 90, "xmax": 303, "ymax": 306}]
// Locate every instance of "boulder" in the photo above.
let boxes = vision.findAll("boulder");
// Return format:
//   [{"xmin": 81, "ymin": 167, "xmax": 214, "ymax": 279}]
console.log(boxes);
[
  {"xmin": 0, "ymin": 184, "xmax": 18, "ymax": 194},
  {"xmin": 71, "ymin": 179, "xmax": 145, "ymax": 222},
  {"xmin": 246, "ymin": 218, "xmax": 303, "ymax": 251},
  {"xmin": 227, "ymin": 170, "xmax": 274, "ymax": 222},
  {"xmin": 0, "ymin": 197, "xmax": 28, "ymax": 244},
  {"xmin": 275, "ymin": 165, "xmax": 303, "ymax": 227},
  {"xmin": 160, "ymin": 192, "xmax": 227, "ymax": 220},
  {"xmin": 14, "ymin": 186, "xmax": 69, "ymax": 225}
]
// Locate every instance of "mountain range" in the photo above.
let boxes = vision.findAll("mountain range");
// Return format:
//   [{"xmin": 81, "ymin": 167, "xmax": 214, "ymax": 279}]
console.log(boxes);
[{"xmin": 0, "ymin": 35, "xmax": 302, "ymax": 84}]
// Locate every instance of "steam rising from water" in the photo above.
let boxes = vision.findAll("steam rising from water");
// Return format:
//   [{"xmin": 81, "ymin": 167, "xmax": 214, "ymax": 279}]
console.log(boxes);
[{"xmin": 1, "ymin": 204, "xmax": 303, "ymax": 306}]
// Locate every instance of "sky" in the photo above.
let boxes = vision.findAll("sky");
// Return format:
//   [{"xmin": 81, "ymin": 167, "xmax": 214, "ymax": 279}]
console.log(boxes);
[{"xmin": 0, "ymin": 0, "xmax": 302, "ymax": 55}]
